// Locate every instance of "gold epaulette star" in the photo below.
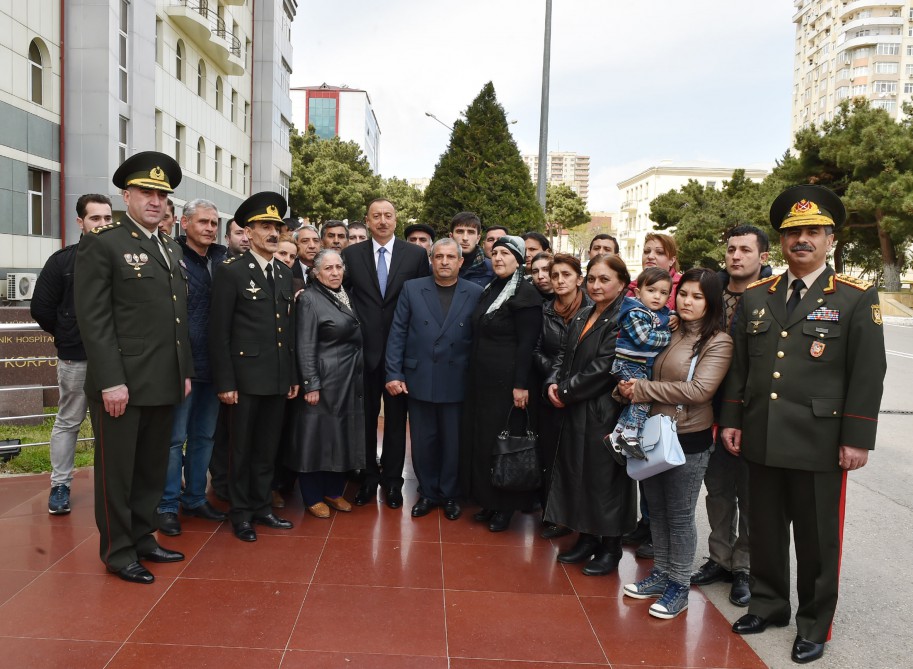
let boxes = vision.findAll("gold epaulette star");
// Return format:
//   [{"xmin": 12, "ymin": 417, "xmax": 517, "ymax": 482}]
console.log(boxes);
[
  {"xmin": 91, "ymin": 222, "xmax": 121, "ymax": 234},
  {"xmin": 747, "ymin": 275, "xmax": 779, "ymax": 291}
]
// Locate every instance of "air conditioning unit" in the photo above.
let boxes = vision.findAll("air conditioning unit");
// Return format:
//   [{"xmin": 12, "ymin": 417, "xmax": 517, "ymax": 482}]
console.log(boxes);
[{"xmin": 5, "ymin": 273, "xmax": 38, "ymax": 301}]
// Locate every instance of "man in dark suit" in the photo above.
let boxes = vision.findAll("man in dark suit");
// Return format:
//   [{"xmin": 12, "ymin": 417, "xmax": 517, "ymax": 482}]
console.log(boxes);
[
  {"xmin": 720, "ymin": 185, "xmax": 886, "ymax": 664},
  {"xmin": 75, "ymin": 152, "xmax": 193, "ymax": 584},
  {"xmin": 385, "ymin": 238, "xmax": 483, "ymax": 520},
  {"xmin": 341, "ymin": 198, "xmax": 430, "ymax": 508},
  {"xmin": 209, "ymin": 192, "xmax": 299, "ymax": 542}
]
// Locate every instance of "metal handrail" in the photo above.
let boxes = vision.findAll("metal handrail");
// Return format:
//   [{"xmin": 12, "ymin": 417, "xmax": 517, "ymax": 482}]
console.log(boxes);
[{"xmin": 173, "ymin": 0, "xmax": 242, "ymax": 56}]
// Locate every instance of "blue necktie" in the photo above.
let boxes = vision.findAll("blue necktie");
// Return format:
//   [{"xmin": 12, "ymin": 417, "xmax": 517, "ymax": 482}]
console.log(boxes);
[{"xmin": 377, "ymin": 247, "xmax": 388, "ymax": 298}]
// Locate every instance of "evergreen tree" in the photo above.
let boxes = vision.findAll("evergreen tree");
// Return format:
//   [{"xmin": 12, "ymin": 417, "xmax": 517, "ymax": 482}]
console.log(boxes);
[
  {"xmin": 422, "ymin": 82, "xmax": 544, "ymax": 237},
  {"xmin": 381, "ymin": 177, "xmax": 425, "ymax": 237}
]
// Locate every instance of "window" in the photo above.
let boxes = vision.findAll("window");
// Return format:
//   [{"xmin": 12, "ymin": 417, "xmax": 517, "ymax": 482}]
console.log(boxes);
[
  {"xmin": 854, "ymin": 29, "xmax": 870, "ymax": 38},
  {"xmin": 230, "ymin": 89, "xmax": 237, "ymax": 123},
  {"xmin": 28, "ymin": 40, "xmax": 43, "ymax": 105},
  {"xmin": 279, "ymin": 172, "xmax": 289, "ymax": 200},
  {"xmin": 876, "ymin": 43, "xmax": 900, "ymax": 56},
  {"xmin": 28, "ymin": 169, "xmax": 50, "ymax": 235},
  {"xmin": 872, "ymin": 99, "xmax": 897, "ymax": 112},
  {"xmin": 118, "ymin": 0, "xmax": 128, "ymax": 102},
  {"xmin": 243, "ymin": 102, "xmax": 249, "ymax": 132},
  {"xmin": 905, "ymin": 64, "xmax": 913, "ymax": 76},
  {"xmin": 197, "ymin": 59, "xmax": 206, "ymax": 98},
  {"xmin": 308, "ymin": 96, "xmax": 337, "ymax": 139},
  {"xmin": 852, "ymin": 84, "xmax": 868, "ymax": 95},
  {"xmin": 904, "ymin": 83, "xmax": 913, "ymax": 94},
  {"xmin": 215, "ymin": 76, "xmax": 223, "ymax": 111},
  {"xmin": 118, "ymin": 116, "xmax": 128, "ymax": 164},
  {"xmin": 836, "ymin": 86, "xmax": 850, "ymax": 100},
  {"xmin": 242, "ymin": 163, "xmax": 248, "ymax": 194},
  {"xmin": 155, "ymin": 110, "xmax": 163, "ymax": 151},
  {"xmin": 230, "ymin": 155, "xmax": 237, "ymax": 190},
  {"xmin": 907, "ymin": 45, "xmax": 913, "ymax": 56},
  {"xmin": 853, "ymin": 47, "xmax": 872, "ymax": 59},
  {"xmin": 875, "ymin": 62, "xmax": 898, "ymax": 74},
  {"xmin": 175, "ymin": 40, "xmax": 184, "ymax": 81},
  {"xmin": 852, "ymin": 66, "xmax": 869, "ymax": 77},
  {"xmin": 279, "ymin": 116, "xmax": 290, "ymax": 150},
  {"xmin": 196, "ymin": 137, "xmax": 206, "ymax": 176},
  {"xmin": 214, "ymin": 146, "xmax": 222, "ymax": 184},
  {"xmin": 155, "ymin": 19, "xmax": 163, "ymax": 65},
  {"xmin": 837, "ymin": 67, "xmax": 850, "ymax": 80},
  {"xmin": 873, "ymin": 80, "xmax": 897, "ymax": 93},
  {"xmin": 175, "ymin": 123, "xmax": 185, "ymax": 166}
]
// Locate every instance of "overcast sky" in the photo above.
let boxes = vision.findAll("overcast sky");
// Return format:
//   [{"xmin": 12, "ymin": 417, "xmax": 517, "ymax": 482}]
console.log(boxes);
[{"xmin": 290, "ymin": 0, "xmax": 797, "ymax": 211}]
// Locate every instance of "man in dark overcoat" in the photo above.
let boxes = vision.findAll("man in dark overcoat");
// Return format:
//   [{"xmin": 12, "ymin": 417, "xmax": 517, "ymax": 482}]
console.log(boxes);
[{"xmin": 720, "ymin": 185, "xmax": 887, "ymax": 664}]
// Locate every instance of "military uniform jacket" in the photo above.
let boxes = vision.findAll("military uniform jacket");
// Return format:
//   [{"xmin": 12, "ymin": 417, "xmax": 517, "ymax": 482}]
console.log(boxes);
[
  {"xmin": 209, "ymin": 250, "xmax": 297, "ymax": 396},
  {"xmin": 74, "ymin": 217, "xmax": 193, "ymax": 405},
  {"xmin": 719, "ymin": 266, "xmax": 886, "ymax": 472}
]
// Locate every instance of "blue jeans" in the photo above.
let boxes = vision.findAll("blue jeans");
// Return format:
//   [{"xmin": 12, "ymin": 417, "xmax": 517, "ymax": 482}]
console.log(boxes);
[
  {"xmin": 50, "ymin": 359, "xmax": 88, "ymax": 487},
  {"xmin": 157, "ymin": 380, "xmax": 220, "ymax": 513},
  {"xmin": 612, "ymin": 357, "xmax": 652, "ymax": 431},
  {"xmin": 642, "ymin": 448, "xmax": 711, "ymax": 585}
]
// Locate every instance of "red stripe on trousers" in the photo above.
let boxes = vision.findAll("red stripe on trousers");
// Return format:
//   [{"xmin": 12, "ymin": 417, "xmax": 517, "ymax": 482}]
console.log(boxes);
[{"xmin": 828, "ymin": 469, "xmax": 848, "ymax": 642}]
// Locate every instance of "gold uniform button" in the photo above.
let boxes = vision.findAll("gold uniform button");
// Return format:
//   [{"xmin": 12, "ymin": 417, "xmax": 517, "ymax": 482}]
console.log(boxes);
[
  {"xmin": 137, "ymin": 272, "xmax": 142, "ymax": 277},
  {"xmin": 773, "ymin": 372, "xmax": 781, "ymax": 379},
  {"xmin": 240, "ymin": 351, "xmax": 244, "ymax": 356},
  {"xmin": 276, "ymin": 313, "xmax": 281, "ymax": 319},
  {"xmin": 780, "ymin": 331, "xmax": 788, "ymax": 338},
  {"xmin": 176, "ymin": 340, "xmax": 181, "ymax": 346},
  {"xmin": 770, "ymin": 392, "xmax": 778, "ymax": 400},
  {"xmin": 176, "ymin": 318, "xmax": 181, "ymax": 324},
  {"xmin": 777, "ymin": 351, "xmax": 785, "ymax": 358},
  {"xmin": 278, "ymin": 342, "xmax": 283, "ymax": 348},
  {"xmin": 278, "ymin": 327, "xmax": 282, "ymax": 333},
  {"xmin": 172, "ymin": 295, "xmax": 177, "ymax": 301}
]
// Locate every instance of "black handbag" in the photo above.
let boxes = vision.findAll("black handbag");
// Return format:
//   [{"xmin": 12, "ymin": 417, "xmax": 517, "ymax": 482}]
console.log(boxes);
[{"xmin": 490, "ymin": 407, "xmax": 542, "ymax": 492}]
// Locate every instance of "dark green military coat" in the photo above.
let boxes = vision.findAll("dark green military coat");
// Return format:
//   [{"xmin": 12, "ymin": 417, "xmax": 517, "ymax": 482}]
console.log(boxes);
[
  {"xmin": 209, "ymin": 250, "xmax": 297, "ymax": 396},
  {"xmin": 720, "ymin": 266, "xmax": 886, "ymax": 471},
  {"xmin": 75, "ymin": 217, "xmax": 193, "ymax": 404}
]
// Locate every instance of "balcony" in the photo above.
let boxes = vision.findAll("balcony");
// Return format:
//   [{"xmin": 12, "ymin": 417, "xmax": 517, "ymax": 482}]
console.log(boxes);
[
  {"xmin": 839, "ymin": 1, "xmax": 904, "ymax": 21},
  {"xmin": 222, "ymin": 0, "xmax": 244, "ymax": 4},
  {"xmin": 621, "ymin": 200, "xmax": 637, "ymax": 212},
  {"xmin": 166, "ymin": 1, "xmax": 245, "ymax": 76}
]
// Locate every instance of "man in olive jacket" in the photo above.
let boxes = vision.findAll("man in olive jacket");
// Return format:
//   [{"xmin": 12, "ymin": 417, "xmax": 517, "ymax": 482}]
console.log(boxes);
[
  {"xmin": 720, "ymin": 185, "xmax": 886, "ymax": 664},
  {"xmin": 75, "ymin": 152, "xmax": 193, "ymax": 584},
  {"xmin": 209, "ymin": 192, "xmax": 299, "ymax": 542}
]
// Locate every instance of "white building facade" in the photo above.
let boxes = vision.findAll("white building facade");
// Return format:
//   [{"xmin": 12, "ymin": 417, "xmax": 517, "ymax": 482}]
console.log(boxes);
[{"xmin": 522, "ymin": 151, "xmax": 590, "ymax": 204}]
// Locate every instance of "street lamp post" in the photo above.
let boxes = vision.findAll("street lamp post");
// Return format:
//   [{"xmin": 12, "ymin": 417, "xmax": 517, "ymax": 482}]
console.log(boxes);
[
  {"xmin": 536, "ymin": 0, "xmax": 552, "ymax": 214},
  {"xmin": 424, "ymin": 112, "xmax": 453, "ymax": 131}
]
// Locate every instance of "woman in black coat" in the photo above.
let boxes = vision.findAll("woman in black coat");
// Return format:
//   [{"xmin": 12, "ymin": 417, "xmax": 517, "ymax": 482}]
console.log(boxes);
[
  {"xmin": 460, "ymin": 236, "xmax": 544, "ymax": 533},
  {"xmin": 544, "ymin": 254, "xmax": 636, "ymax": 575},
  {"xmin": 288, "ymin": 249, "xmax": 365, "ymax": 518},
  {"xmin": 533, "ymin": 253, "xmax": 591, "ymax": 539}
]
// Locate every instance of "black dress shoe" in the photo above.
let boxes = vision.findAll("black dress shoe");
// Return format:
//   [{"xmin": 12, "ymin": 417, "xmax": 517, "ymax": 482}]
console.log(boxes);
[
  {"xmin": 582, "ymin": 548, "xmax": 622, "ymax": 576},
  {"xmin": 791, "ymin": 635, "xmax": 825, "ymax": 664},
  {"xmin": 473, "ymin": 508, "xmax": 495, "ymax": 522},
  {"xmin": 444, "ymin": 499, "xmax": 462, "ymax": 521},
  {"xmin": 488, "ymin": 510, "xmax": 513, "ymax": 532},
  {"xmin": 732, "ymin": 613, "xmax": 789, "ymax": 635},
  {"xmin": 411, "ymin": 497, "xmax": 436, "ymax": 517},
  {"xmin": 156, "ymin": 511, "xmax": 181, "ymax": 536},
  {"xmin": 233, "ymin": 521, "xmax": 257, "ymax": 542},
  {"xmin": 540, "ymin": 524, "xmax": 573, "ymax": 540},
  {"xmin": 384, "ymin": 486, "xmax": 403, "ymax": 509},
  {"xmin": 253, "ymin": 513, "xmax": 293, "ymax": 529},
  {"xmin": 729, "ymin": 571, "xmax": 751, "ymax": 607},
  {"xmin": 634, "ymin": 540, "xmax": 654, "ymax": 559},
  {"xmin": 354, "ymin": 484, "xmax": 376, "ymax": 506},
  {"xmin": 182, "ymin": 501, "xmax": 227, "ymax": 522},
  {"xmin": 622, "ymin": 519, "xmax": 650, "ymax": 545},
  {"xmin": 110, "ymin": 561, "xmax": 154, "ymax": 584},
  {"xmin": 138, "ymin": 546, "xmax": 185, "ymax": 563},
  {"xmin": 690, "ymin": 558, "xmax": 733, "ymax": 586},
  {"xmin": 557, "ymin": 533, "xmax": 599, "ymax": 564}
]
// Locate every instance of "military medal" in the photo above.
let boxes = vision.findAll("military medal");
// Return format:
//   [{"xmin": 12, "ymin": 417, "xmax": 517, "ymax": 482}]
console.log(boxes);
[
  {"xmin": 810, "ymin": 340, "xmax": 825, "ymax": 358},
  {"xmin": 246, "ymin": 279, "xmax": 261, "ymax": 296},
  {"xmin": 139, "ymin": 253, "xmax": 149, "ymax": 263}
]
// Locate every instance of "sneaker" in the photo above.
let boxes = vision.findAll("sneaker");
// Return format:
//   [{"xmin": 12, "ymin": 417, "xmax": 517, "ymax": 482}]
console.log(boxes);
[
  {"xmin": 623, "ymin": 569, "xmax": 669, "ymax": 599},
  {"xmin": 649, "ymin": 580, "xmax": 690, "ymax": 619},
  {"xmin": 48, "ymin": 485, "xmax": 71, "ymax": 515}
]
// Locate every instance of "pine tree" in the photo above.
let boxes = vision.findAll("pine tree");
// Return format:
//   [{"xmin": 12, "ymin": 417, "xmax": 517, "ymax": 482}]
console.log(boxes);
[{"xmin": 422, "ymin": 82, "xmax": 544, "ymax": 237}]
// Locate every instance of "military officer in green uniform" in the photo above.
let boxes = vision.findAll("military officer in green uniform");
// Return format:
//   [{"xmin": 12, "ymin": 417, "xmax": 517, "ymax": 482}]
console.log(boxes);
[
  {"xmin": 720, "ymin": 185, "xmax": 887, "ymax": 664},
  {"xmin": 209, "ymin": 192, "xmax": 299, "ymax": 542},
  {"xmin": 75, "ymin": 151, "xmax": 194, "ymax": 584}
]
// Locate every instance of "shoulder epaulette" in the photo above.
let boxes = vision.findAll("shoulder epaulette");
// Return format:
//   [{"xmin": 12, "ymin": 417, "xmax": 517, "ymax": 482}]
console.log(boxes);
[
  {"xmin": 747, "ymin": 275, "xmax": 779, "ymax": 291},
  {"xmin": 222, "ymin": 256, "xmax": 236, "ymax": 264},
  {"xmin": 91, "ymin": 222, "xmax": 120, "ymax": 234},
  {"xmin": 835, "ymin": 274, "xmax": 872, "ymax": 291}
]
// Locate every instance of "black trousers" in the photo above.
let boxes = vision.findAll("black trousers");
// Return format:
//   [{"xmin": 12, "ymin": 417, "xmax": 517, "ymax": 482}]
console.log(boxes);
[
  {"xmin": 226, "ymin": 393, "xmax": 286, "ymax": 524},
  {"xmin": 208, "ymin": 402, "xmax": 231, "ymax": 499},
  {"xmin": 89, "ymin": 400, "xmax": 173, "ymax": 570},
  {"xmin": 747, "ymin": 460, "xmax": 846, "ymax": 643},
  {"xmin": 407, "ymin": 398, "xmax": 462, "ymax": 502},
  {"xmin": 362, "ymin": 364, "xmax": 407, "ymax": 489}
]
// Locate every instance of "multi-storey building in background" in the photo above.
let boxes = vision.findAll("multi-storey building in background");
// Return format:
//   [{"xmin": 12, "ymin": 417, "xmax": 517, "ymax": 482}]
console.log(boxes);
[
  {"xmin": 616, "ymin": 162, "xmax": 769, "ymax": 273},
  {"xmin": 1, "ymin": 0, "xmax": 297, "ymax": 279},
  {"xmin": 522, "ymin": 151, "xmax": 590, "ymax": 204},
  {"xmin": 792, "ymin": 0, "xmax": 912, "ymax": 134},
  {"xmin": 290, "ymin": 84, "xmax": 381, "ymax": 174}
]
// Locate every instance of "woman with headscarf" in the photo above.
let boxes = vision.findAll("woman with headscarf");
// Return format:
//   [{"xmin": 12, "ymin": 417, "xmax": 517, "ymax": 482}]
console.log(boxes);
[{"xmin": 460, "ymin": 235, "xmax": 544, "ymax": 533}]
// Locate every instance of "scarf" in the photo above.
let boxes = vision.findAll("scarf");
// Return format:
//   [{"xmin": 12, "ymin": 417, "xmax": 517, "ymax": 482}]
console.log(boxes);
[
  {"xmin": 553, "ymin": 288, "xmax": 583, "ymax": 324},
  {"xmin": 484, "ymin": 268, "xmax": 524, "ymax": 316}
]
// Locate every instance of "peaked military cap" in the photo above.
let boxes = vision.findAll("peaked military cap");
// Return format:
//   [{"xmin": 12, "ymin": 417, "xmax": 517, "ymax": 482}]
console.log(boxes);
[
  {"xmin": 403, "ymin": 223, "xmax": 436, "ymax": 241},
  {"xmin": 770, "ymin": 184, "xmax": 845, "ymax": 232},
  {"xmin": 112, "ymin": 151, "xmax": 182, "ymax": 193},
  {"xmin": 234, "ymin": 191, "xmax": 287, "ymax": 228}
]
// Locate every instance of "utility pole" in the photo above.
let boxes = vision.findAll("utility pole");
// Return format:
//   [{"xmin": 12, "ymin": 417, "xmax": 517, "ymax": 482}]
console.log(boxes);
[{"xmin": 536, "ymin": 0, "xmax": 552, "ymax": 215}]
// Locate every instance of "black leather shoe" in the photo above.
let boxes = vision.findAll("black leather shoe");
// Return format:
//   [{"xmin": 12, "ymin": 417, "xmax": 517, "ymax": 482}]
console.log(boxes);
[
  {"xmin": 690, "ymin": 558, "xmax": 733, "ymax": 586},
  {"xmin": 557, "ymin": 534, "xmax": 599, "ymax": 564},
  {"xmin": 444, "ymin": 499, "xmax": 462, "ymax": 521},
  {"xmin": 411, "ymin": 497, "xmax": 436, "ymax": 517},
  {"xmin": 729, "ymin": 571, "xmax": 751, "ymax": 607},
  {"xmin": 540, "ymin": 524, "xmax": 573, "ymax": 540},
  {"xmin": 182, "ymin": 501, "xmax": 227, "ymax": 522},
  {"xmin": 732, "ymin": 613, "xmax": 788, "ymax": 635},
  {"xmin": 622, "ymin": 519, "xmax": 650, "ymax": 545},
  {"xmin": 253, "ymin": 513, "xmax": 293, "ymax": 529},
  {"xmin": 110, "ymin": 561, "xmax": 154, "ymax": 584},
  {"xmin": 473, "ymin": 508, "xmax": 494, "ymax": 522},
  {"xmin": 791, "ymin": 635, "xmax": 825, "ymax": 664},
  {"xmin": 156, "ymin": 511, "xmax": 181, "ymax": 536},
  {"xmin": 582, "ymin": 548, "xmax": 622, "ymax": 576},
  {"xmin": 354, "ymin": 484, "xmax": 376, "ymax": 506},
  {"xmin": 384, "ymin": 486, "xmax": 403, "ymax": 510},
  {"xmin": 635, "ymin": 540, "xmax": 654, "ymax": 559},
  {"xmin": 233, "ymin": 521, "xmax": 257, "ymax": 542},
  {"xmin": 138, "ymin": 546, "xmax": 185, "ymax": 563},
  {"xmin": 488, "ymin": 510, "xmax": 513, "ymax": 532}
]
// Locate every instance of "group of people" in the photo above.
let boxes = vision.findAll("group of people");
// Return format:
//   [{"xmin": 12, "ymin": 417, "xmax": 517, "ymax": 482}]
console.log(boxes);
[{"xmin": 29, "ymin": 147, "xmax": 886, "ymax": 665}]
